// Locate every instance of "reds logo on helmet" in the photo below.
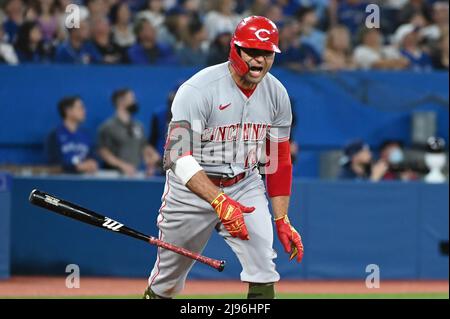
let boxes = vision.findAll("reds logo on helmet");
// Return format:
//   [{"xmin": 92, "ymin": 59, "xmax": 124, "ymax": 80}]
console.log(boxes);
[
  {"xmin": 228, "ymin": 16, "xmax": 281, "ymax": 76},
  {"xmin": 254, "ymin": 29, "xmax": 271, "ymax": 41}
]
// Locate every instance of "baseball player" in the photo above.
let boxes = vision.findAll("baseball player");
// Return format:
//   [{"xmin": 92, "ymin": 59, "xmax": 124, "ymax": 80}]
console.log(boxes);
[{"xmin": 144, "ymin": 16, "xmax": 304, "ymax": 299}]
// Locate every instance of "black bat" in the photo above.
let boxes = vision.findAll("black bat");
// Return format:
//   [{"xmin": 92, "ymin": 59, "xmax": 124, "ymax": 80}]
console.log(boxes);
[{"xmin": 29, "ymin": 189, "xmax": 225, "ymax": 272}]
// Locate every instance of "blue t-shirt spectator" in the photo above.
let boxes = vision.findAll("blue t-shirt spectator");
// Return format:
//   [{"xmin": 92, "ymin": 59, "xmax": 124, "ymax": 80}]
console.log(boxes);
[
  {"xmin": 2, "ymin": 19, "xmax": 20, "ymax": 44},
  {"xmin": 338, "ymin": 1, "xmax": 368, "ymax": 36},
  {"xmin": 16, "ymin": 47, "xmax": 48, "ymax": 63},
  {"xmin": 46, "ymin": 124, "xmax": 95, "ymax": 173},
  {"xmin": 300, "ymin": 29, "xmax": 326, "ymax": 56},
  {"xmin": 127, "ymin": 42, "xmax": 178, "ymax": 65},
  {"xmin": 275, "ymin": 42, "xmax": 322, "ymax": 69},
  {"xmin": 54, "ymin": 40, "xmax": 102, "ymax": 64},
  {"xmin": 400, "ymin": 49, "xmax": 433, "ymax": 71}
]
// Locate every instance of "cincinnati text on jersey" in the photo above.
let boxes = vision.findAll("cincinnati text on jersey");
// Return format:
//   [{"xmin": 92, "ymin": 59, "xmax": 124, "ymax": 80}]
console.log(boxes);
[{"xmin": 201, "ymin": 123, "xmax": 270, "ymax": 142}]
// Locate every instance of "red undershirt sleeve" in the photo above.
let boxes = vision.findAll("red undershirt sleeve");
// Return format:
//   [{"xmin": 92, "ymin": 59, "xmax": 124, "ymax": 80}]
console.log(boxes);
[{"xmin": 265, "ymin": 138, "xmax": 292, "ymax": 197}]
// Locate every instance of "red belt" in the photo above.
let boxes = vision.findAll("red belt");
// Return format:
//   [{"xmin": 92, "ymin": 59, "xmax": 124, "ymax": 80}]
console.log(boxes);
[{"xmin": 208, "ymin": 172, "xmax": 246, "ymax": 188}]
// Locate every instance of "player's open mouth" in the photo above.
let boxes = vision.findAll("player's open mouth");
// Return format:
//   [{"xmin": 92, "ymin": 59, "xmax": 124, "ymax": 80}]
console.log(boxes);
[{"xmin": 249, "ymin": 66, "xmax": 263, "ymax": 77}]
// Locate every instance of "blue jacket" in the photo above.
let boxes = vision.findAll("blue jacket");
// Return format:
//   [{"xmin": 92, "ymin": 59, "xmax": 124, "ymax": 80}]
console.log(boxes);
[
  {"xmin": 127, "ymin": 42, "xmax": 178, "ymax": 65},
  {"xmin": 54, "ymin": 40, "xmax": 102, "ymax": 64}
]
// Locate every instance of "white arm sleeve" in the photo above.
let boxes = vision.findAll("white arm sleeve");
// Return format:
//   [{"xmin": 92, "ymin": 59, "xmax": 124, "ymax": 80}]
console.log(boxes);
[{"xmin": 172, "ymin": 155, "xmax": 203, "ymax": 185}]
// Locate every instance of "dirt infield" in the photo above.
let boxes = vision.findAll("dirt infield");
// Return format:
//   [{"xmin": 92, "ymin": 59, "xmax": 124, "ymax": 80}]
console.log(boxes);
[{"xmin": 0, "ymin": 277, "xmax": 448, "ymax": 297}]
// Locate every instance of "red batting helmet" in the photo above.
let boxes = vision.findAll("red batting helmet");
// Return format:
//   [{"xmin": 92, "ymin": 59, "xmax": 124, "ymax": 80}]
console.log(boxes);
[{"xmin": 229, "ymin": 16, "xmax": 281, "ymax": 76}]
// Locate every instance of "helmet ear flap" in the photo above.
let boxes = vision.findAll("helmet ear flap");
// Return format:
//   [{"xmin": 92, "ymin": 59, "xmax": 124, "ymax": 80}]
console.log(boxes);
[{"xmin": 228, "ymin": 41, "xmax": 249, "ymax": 76}]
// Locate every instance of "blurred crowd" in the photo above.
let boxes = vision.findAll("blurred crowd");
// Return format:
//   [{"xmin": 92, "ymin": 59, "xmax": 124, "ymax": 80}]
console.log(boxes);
[
  {"xmin": 44, "ymin": 90, "xmax": 448, "ymax": 183},
  {"xmin": 0, "ymin": 0, "xmax": 449, "ymax": 71},
  {"xmin": 338, "ymin": 137, "xmax": 447, "ymax": 182}
]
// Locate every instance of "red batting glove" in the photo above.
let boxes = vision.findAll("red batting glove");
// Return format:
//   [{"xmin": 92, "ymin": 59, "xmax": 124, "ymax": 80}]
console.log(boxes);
[
  {"xmin": 211, "ymin": 192, "xmax": 255, "ymax": 240},
  {"xmin": 275, "ymin": 215, "xmax": 304, "ymax": 263}
]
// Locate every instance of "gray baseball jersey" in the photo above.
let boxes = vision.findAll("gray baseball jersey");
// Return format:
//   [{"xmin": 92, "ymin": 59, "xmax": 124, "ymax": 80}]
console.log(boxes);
[
  {"xmin": 170, "ymin": 61, "xmax": 292, "ymax": 177},
  {"xmin": 148, "ymin": 62, "xmax": 292, "ymax": 298}
]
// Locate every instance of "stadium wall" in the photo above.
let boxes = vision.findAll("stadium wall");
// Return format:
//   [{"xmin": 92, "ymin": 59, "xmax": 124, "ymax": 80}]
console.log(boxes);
[
  {"xmin": 5, "ymin": 176, "xmax": 448, "ymax": 280},
  {"xmin": 0, "ymin": 173, "xmax": 11, "ymax": 279}
]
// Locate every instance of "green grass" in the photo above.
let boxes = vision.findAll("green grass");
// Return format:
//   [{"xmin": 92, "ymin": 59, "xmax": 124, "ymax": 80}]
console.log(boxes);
[
  {"xmin": 176, "ymin": 293, "xmax": 449, "ymax": 299},
  {"xmin": 3, "ymin": 292, "xmax": 449, "ymax": 299}
]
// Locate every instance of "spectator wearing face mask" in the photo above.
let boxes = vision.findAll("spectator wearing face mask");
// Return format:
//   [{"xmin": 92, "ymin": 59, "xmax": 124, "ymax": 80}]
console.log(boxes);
[
  {"xmin": 338, "ymin": 140, "xmax": 388, "ymax": 181},
  {"xmin": 97, "ymin": 88, "xmax": 161, "ymax": 177},
  {"xmin": 379, "ymin": 140, "xmax": 418, "ymax": 181}
]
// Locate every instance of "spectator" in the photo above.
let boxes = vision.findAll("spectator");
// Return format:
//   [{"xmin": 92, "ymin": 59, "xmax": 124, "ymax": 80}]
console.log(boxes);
[
  {"xmin": 179, "ymin": 0, "xmax": 202, "ymax": 16},
  {"xmin": 87, "ymin": 16, "xmax": 123, "ymax": 64},
  {"xmin": 275, "ymin": 19, "xmax": 322, "ymax": 71},
  {"xmin": 127, "ymin": 18, "xmax": 177, "ymax": 65},
  {"xmin": 54, "ymin": 19, "xmax": 99, "ymax": 63},
  {"xmin": 274, "ymin": 0, "xmax": 300, "ymax": 17},
  {"xmin": 110, "ymin": 1, "xmax": 136, "ymax": 49},
  {"xmin": 338, "ymin": 140, "xmax": 388, "ymax": 181},
  {"xmin": 297, "ymin": 0, "xmax": 330, "ymax": 28},
  {"xmin": 296, "ymin": 6, "xmax": 326, "ymax": 58},
  {"xmin": 353, "ymin": 28, "xmax": 409, "ymax": 70},
  {"xmin": 46, "ymin": 96, "xmax": 99, "ymax": 174},
  {"xmin": 85, "ymin": 0, "xmax": 109, "ymax": 20},
  {"xmin": 330, "ymin": 0, "xmax": 368, "ymax": 39},
  {"xmin": 148, "ymin": 82, "xmax": 182, "ymax": 165},
  {"xmin": 204, "ymin": 0, "xmax": 242, "ymax": 42},
  {"xmin": 157, "ymin": 6, "xmax": 190, "ymax": 48},
  {"xmin": 322, "ymin": 25, "xmax": 355, "ymax": 70},
  {"xmin": 264, "ymin": 3, "xmax": 284, "ymax": 25},
  {"xmin": 14, "ymin": 21, "xmax": 50, "ymax": 62},
  {"xmin": 0, "ymin": 22, "xmax": 19, "ymax": 64},
  {"xmin": 378, "ymin": 140, "xmax": 418, "ymax": 181},
  {"xmin": 135, "ymin": 0, "xmax": 165, "ymax": 31},
  {"xmin": 2, "ymin": 0, "xmax": 24, "ymax": 43},
  {"xmin": 431, "ymin": 28, "xmax": 449, "ymax": 70},
  {"xmin": 397, "ymin": 0, "xmax": 431, "ymax": 26},
  {"xmin": 176, "ymin": 17, "xmax": 207, "ymax": 65},
  {"xmin": 97, "ymin": 88, "xmax": 161, "ymax": 176},
  {"xmin": 421, "ymin": 1, "xmax": 449, "ymax": 45},
  {"xmin": 242, "ymin": 0, "xmax": 270, "ymax": 17},
  {"xmin": 35, "ymin": 0, "xmax": 61, "ymax": 45},
  {"xmin": 394, "ymin": 23, "xmax": 433, "ymax": 71},
  {"xmin": 206, "ymin": 29, "xmax": 231, "ymax": 65}
]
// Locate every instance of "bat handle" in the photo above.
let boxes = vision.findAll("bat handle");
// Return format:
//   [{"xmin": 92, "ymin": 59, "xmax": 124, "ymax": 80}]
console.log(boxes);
[{"xmin": 149, "ymin": 237, "xmax": 225, "ymax": 272}]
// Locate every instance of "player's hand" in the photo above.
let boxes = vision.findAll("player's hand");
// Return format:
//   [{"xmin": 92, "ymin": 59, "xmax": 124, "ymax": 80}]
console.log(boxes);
[
  {"xmin": 275, "ymin": 215, "xmax": 304, "ymax": 263},
  {"xmin": 211, "ymin": 192, "xmax": 255, "ymax": 240}
]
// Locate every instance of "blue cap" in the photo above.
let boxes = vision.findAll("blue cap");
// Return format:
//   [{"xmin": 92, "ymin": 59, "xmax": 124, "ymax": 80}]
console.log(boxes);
[
  {"xmin": 340, "ymin": 139, "xmax": 370, "ymax": 165},
  {"xmin": 166, "ymin": 6, "xmax": 188, "ymax": 16}
]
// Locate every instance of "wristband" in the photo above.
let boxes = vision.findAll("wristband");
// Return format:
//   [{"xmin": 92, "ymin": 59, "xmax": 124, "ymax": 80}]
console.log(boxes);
[{"xmin": 173, "ymin": 155, "xmax": 203, "ymax": 185}]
